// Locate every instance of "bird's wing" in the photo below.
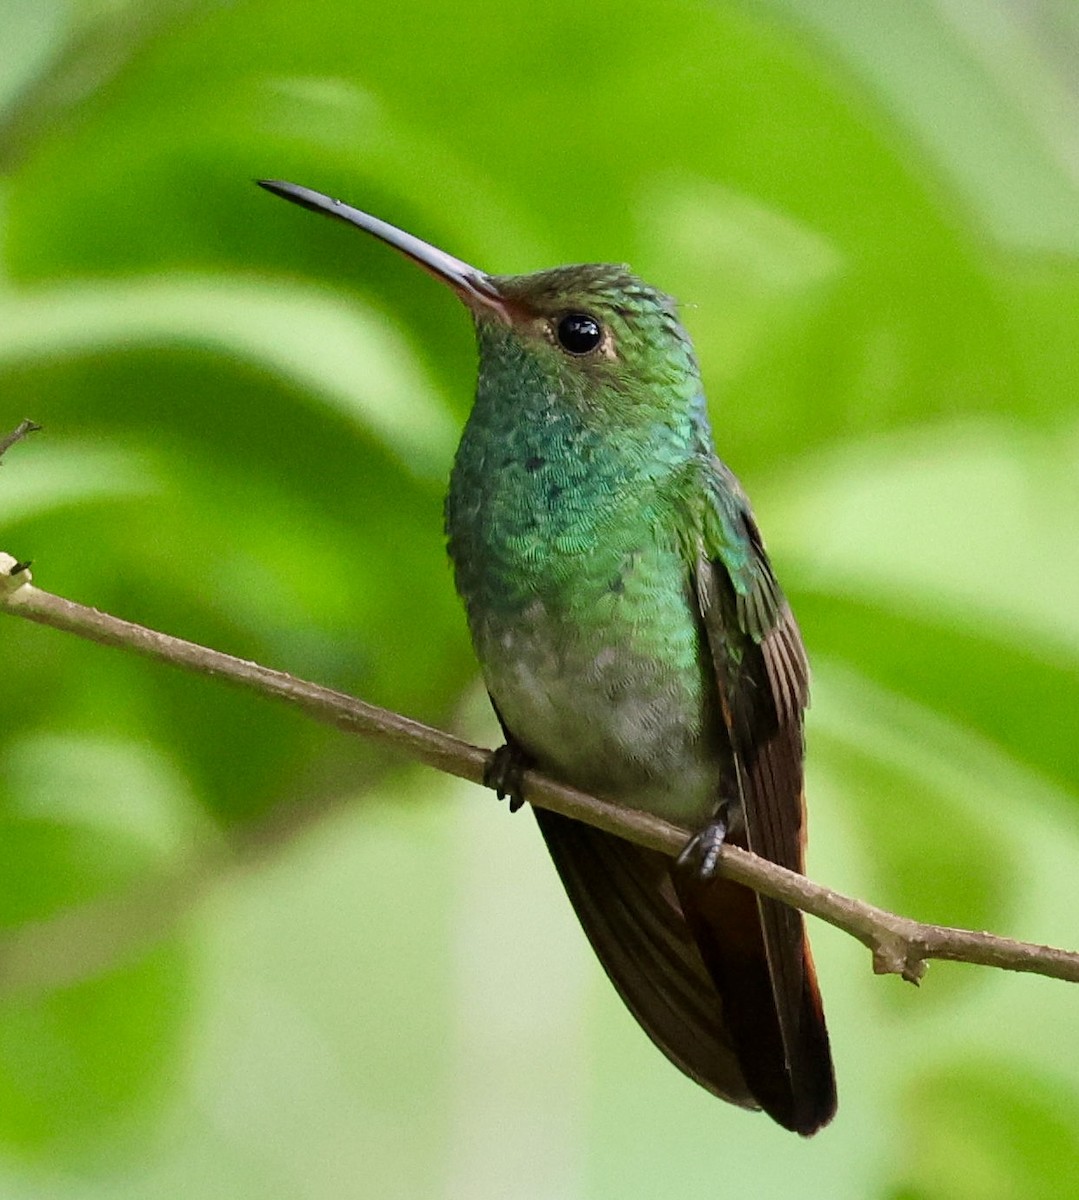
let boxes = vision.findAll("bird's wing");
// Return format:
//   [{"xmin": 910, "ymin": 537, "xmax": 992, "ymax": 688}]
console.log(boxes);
[{"xmin": 672, "ymin": 458, "xmax": 836, "ymax": 1134}]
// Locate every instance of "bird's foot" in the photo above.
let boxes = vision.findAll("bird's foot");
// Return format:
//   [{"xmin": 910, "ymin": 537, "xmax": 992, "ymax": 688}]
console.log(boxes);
[
  {"xmin": 483, "ymin": 742, "xmax": 532, "ymax": 813},
  {"xmin": 675, "ymin": 807, "xmax": 730, "ymax": 882}
]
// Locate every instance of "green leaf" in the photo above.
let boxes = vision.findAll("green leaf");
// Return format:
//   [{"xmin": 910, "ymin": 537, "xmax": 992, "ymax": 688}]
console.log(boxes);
[
  {"xmin": 895, "ymin": 1060, "xmax": 1079, "ymax": 1200},
  {"xmin": 810, "ymin": 666, "xmax": 1013, "ymax": 956},
  {"xmin": 0, "ymin": 278, "xmax": 456, "ymax": 476},
  {"xmin": 0, "ymin": 737, "xmax": 195, "ymax": 1158}
]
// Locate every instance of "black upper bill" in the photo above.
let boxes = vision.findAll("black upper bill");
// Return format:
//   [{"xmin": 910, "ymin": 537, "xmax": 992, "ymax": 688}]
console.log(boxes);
[{"xmin": 257, "ymin": 180, "xmax": 510, "ymax": 321}]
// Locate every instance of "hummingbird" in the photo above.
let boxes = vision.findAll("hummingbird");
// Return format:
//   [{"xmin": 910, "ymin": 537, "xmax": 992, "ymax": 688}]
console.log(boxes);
[{"xmin": 259, "ymin": 179, "xmax": 837, "ymax": 1135}]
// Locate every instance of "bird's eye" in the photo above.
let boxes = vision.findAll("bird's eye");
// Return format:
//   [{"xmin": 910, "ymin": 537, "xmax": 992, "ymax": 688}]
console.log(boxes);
[{"xmin": 556, "ymin": 312, "xmax": 603, "ymax": 355}]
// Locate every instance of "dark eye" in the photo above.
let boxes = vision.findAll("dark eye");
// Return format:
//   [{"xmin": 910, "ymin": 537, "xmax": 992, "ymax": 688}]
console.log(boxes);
[{"xmin": 556, "ymin": 311, "xmax": 603, "ymax": 355}]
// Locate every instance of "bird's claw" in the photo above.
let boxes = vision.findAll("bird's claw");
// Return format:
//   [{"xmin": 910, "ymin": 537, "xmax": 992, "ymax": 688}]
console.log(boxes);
[
  {"xmin": 675, "ymin": 810, "xmax": 729, "ymax": 882},
  {"xmin": 483, "ymin": 743, "xmax": 531, "ymax": 813}
]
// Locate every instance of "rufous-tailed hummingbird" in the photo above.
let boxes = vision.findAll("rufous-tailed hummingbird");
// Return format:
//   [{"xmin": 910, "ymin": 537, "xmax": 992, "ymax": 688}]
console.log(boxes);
[{"xmin": 259, "ymin": 179, "xmax": 837, "ymax": 1135}]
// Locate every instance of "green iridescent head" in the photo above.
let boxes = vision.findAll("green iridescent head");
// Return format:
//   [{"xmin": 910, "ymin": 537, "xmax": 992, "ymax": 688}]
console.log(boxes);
[{"xmin": 484, "ymin": 265, "xmax": 700, "ymax": 408}]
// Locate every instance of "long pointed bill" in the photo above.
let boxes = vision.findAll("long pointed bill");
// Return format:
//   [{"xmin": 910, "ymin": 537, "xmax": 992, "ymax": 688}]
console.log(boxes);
[{"xmin": 258, "ymin": 180, "xmax": 511, "ymax": 323}]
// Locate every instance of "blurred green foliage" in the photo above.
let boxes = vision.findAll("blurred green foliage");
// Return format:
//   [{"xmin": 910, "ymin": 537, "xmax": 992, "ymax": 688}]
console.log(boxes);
[{"xmin": 2, "ymin": 0, "xmax": 1079, "ymax": 1195}]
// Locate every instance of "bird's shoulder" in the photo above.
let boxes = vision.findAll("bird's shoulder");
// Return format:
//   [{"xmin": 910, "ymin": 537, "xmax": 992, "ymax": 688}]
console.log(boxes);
[{"xmin": 672, "ymin": 454, "xmax": 809, "ymax": 720}]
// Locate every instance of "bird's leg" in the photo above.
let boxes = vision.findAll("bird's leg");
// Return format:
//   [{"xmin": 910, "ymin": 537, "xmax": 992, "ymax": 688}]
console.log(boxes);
[
  {"xmin": 483, "ymin": 741, "xmax": 533, "ymax": 813},
  {"xmin": 484, "ymin": 695, "xmax": 534, "ymax": 813},
  {"xmin": 675, "ymin": 800, "xmax": 731, "ymax": 881}
]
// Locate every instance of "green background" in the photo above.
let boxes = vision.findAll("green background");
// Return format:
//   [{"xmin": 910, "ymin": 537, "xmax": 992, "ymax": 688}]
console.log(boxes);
[{"xmin": 2, "ymin": 0, "xmax": 1079, "ymax": 1195}]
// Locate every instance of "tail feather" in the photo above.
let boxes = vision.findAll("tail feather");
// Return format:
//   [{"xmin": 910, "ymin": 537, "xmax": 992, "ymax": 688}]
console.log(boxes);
[
  {"xmin": 534, "ymin": 806, "xmax": 836, "ymax": 1135},
  {"xmin": 674, "ymin": 870, "xmax": 836, "ymax": 1135}
]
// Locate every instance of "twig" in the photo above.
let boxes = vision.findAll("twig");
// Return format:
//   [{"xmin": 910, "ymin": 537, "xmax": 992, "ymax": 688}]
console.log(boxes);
[
  {"xmin": 0, "ymin": 419, "xmax": 41, "ymax": 461},
  {"xmin": 2, "ymin": 553, "xmax": 1079, "ymax": 988}
]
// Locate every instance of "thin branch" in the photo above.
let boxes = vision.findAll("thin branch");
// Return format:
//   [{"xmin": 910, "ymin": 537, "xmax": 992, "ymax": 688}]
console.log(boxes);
[
  {"xmin": 0, "ymin": 419, "xmax": 41, "ymax": 462},
  {"xmin": 3, "ymin": 552, "xmax": 1079, "ymax": 988}
]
